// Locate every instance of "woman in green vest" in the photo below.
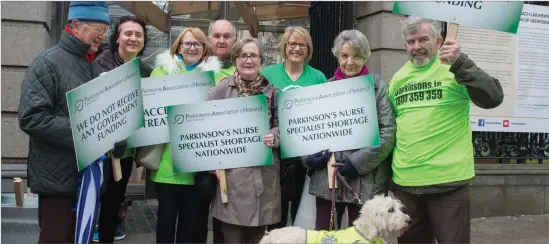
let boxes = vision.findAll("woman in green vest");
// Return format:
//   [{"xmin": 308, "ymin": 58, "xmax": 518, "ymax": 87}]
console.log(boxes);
[
  {"xmin": 149, "ymin": 27, "xmax": 221, "ymax": 243},
  {"xmin": 261, "ymin": 26, "xmax": 327, "ymax": 231}
]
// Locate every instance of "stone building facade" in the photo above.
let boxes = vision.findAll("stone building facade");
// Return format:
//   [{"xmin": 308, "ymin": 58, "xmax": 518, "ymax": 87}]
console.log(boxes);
[
  {"xmin": 2, "ymin": 1, "xmax": 549, "ymax": 218},
  {"xmin": 1, "ymin": 2, "xmax": 61, "ymax": 191}
]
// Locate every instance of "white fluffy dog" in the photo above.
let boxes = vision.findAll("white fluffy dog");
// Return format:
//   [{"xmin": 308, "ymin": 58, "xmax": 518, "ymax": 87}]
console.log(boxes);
[{"xmin": 260, "ymin": 195, "xmax": 411, "ymax": 244}]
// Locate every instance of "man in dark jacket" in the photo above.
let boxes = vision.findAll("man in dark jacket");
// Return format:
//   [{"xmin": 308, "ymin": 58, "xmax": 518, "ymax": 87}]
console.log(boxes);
[{"xmin": 17, "ymin": 1, "xmax": 111, "ymax": 243}]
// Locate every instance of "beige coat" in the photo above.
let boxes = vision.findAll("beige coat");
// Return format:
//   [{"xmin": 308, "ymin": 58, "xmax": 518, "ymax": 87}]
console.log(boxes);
[{"xmin": 207, "ymin": 75, "xmax": 281, "ymax": 227}]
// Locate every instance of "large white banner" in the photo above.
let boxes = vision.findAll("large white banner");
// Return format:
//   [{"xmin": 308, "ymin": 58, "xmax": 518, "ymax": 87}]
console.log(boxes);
[{"xmin": 463, "ymin": 4, "xmax": 549, "ymax": 133}]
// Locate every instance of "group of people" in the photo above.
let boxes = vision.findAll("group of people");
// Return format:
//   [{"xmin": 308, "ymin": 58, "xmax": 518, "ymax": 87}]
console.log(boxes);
[{"xmin": 18, "ymin": 1, "xmax": 504, "ymax": 244}]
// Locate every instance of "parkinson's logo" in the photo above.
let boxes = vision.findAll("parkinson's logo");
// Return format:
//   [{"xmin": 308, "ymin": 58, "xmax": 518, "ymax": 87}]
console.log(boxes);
[
  {"xmin": 74, "ymin": 99, "xmax": 84, "ymax": 113},
  {"xmin": 283, "ymin": 100, "xmax": 294, "ymax": 109},
  {"xmin": 282, "ymin": 85, "xmax": 303, "ymax": 92},
  {"xmin": 173, "ymin": 115, "xmax": 185, "ymax": 124}
]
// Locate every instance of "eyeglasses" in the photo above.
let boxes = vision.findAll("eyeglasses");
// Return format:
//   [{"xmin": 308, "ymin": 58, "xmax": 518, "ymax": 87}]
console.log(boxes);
[
  {"xmin": 238, "ymin": 53, "xmax": 260, "ymax": 61},
  {"xmin": 287, "ymin": 42, "xmax": 308, "ymax": 49},
  {"xmin": 181, "ymin": 41, "xmax": 204, "ymax": 48},
  {"xmin": 83, "ymin": 22, "xmax": 108, "ymax": 35}
]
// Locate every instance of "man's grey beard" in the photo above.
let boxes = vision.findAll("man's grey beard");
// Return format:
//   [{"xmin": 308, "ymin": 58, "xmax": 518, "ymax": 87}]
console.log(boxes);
[
  {"xmin": 410, "ymin": 51, "xmax": 437, "ymax": 68},
  {"xmin": 411, "ymin": 56, "xmax": 432, "ymax": 68}
]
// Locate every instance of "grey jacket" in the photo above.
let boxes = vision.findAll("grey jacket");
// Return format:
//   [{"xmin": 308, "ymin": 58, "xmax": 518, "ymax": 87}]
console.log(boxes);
[
  {"xmin": 18, "ymin": 31, "xmax": 98, "ymax": 196},
  {"xmin": 304, "ymin": 74, "xmax": 396, "ymax": 204}
]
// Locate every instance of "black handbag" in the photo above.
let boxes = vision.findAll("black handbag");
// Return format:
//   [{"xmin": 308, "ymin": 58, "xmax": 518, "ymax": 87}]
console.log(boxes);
[
  {"xmin": 194, "ymin": 171, "xmax": 217, "ymax": 198},
  {"xmin": 280, "ymin": 158, "xmax": 299, "ymax": 201}
]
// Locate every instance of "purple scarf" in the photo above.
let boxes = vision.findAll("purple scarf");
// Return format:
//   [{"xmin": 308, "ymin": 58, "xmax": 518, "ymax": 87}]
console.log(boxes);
[{"xmin": 334, "ymin": 65, "xmax": 369, "ymax": 80}]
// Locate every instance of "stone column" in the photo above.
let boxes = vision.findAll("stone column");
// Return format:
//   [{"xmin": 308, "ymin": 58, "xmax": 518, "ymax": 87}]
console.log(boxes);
[
  {"xmin": 1, "ymin": 2, "xmax": 52, "ymax": 179},
  {"xmin": 355, "ymin": 1, "xmax": 409, "ymax": 82}
]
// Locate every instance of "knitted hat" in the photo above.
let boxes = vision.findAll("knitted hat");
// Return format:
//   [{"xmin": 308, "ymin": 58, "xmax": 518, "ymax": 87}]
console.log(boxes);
[{"xmin": 67, "ymin": 1, "xmax": 111, "ymax": 25}]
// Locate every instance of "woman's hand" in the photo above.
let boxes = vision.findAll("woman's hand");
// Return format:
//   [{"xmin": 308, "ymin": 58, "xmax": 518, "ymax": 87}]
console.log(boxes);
[{"xmin": 264, "ymin": 133, "xmax": 275, "ymax": 148}]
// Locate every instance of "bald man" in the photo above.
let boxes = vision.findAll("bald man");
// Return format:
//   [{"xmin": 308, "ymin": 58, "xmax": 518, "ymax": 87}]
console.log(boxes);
[
  {"xmin": 208, "ymin": 19, "xmax": 237, "ymax": 83},
  {"xmin": 194, "ymin": 20, "xmax": 240, "ymax": 243}
]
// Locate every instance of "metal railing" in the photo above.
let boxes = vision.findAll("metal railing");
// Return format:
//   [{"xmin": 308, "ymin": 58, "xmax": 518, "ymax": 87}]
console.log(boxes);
[{"xmin": 473, "ymin": 132, "xmax": 549, "ymax": 162}]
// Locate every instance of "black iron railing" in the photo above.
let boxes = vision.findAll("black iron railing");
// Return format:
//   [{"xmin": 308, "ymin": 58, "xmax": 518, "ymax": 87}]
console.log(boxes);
[
  {"xmin": 308, "ymin": 1, "xmax": 355, "ymax": 78},
  {"xmin": 473, "ymin": 132, "xmax": 549, "ymax": 163}
]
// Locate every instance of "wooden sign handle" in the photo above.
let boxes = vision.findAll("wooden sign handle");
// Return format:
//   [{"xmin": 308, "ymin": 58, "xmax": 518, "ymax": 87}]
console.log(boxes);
[
  {"xmin": 112, "ymin": 157, "xmax": 122, "ymax": 182},
  {"xmin": 327, "ymin": 153, "xmax": 338, "ymax": 189},
  {"xmin": 441, "ymin": 22, "xmax": 460, "ymax": 65},
  {"xmin": 218, "ymin": 169, "xmax": 229, "ymax": 203},
  {"xmin": 13, "ymin": 178, "xmax": 24, "ymax": 207}
]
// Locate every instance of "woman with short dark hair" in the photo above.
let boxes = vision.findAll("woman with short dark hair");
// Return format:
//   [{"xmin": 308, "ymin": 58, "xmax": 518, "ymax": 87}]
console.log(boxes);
[{"xmin": 92, "ymin": 15, "xmax": 152, "ymax": 243}]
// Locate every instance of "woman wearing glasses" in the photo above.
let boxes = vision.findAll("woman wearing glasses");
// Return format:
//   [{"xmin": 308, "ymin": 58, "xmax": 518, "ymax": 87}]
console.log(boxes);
[
  {"xmin": 207, "ymin": 37, "xmax": 281, "ymax": 243},
  {"xmin": 149, "ymin": 27, "xmax": 221, "ymax": 243},
  {"xmin": 261, "ymin": 26, "xmax": 327, "ymax": 231}
]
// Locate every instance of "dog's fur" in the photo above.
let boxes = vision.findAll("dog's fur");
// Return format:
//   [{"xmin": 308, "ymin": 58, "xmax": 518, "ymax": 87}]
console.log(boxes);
[{"xmin": 259, "ymin": 195, "xmax": 410, "ymax": 244}]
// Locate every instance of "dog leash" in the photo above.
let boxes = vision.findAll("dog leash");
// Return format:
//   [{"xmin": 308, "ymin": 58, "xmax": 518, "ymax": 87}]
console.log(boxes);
[
  {"xmin": 329, "ymin": 167, "xmax": 338, "ymax": 231},
  {"xmin": 337, "ymin": 172, "xmax": 364, "ymax": 205},
  {"xmin": 329, "ymin": 166, "xmax": 364, "ymax": 231}
]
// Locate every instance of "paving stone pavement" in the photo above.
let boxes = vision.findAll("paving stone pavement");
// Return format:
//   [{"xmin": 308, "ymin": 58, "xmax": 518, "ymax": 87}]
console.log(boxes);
[{"xmin": 119, "ymin": 200, "xmax": 549, "ymax": 244}]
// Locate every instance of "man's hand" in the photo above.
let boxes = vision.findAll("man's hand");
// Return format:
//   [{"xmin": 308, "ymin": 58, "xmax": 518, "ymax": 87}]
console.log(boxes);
[{"xmin": 439, "ymin": 39, "xmax": 461, "ymax": 65}]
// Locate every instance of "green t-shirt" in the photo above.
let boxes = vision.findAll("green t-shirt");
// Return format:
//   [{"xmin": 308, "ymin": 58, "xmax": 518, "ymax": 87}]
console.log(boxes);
[
  {"xmin": 260, "ymin": 63, "xmax": 327, "ymax": 91},
  {"xmin": 149, "ymin": 66, "xmax": 194, "ymax": 185},
  {"xmin": 148, "ymin": 62, "xmax": 234, "ymax": 185},
  {"xmin": 388, "ymin": 52, "xmax": 475, "ymax": 187},
  {"xmin": 216, "ymin": 65, "xmax": 236, "ymax": 84}
]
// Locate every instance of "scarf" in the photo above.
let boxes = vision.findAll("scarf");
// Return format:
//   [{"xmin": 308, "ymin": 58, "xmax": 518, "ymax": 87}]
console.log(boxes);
[
  {"xmin": 176, "ymin": 54, "xmax": 201, "ymax": 71},
  {"xmin": 334, "ymin": 65, "xmax": 369, "ymax": 80},
  {"xmin": 64, "ymin": 26, "xmax": 96, "ymax": 62},
  {"xmin": 234, "ymin": 71, "xmax": 268, "ymax": 97}
]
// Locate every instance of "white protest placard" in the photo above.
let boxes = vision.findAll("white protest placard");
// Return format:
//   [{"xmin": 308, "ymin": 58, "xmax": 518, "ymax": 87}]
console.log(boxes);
[
  {"xmin": 66, "ymin": 58, "xmax": 144, "ymax": 171},
  {"xmin": 393, "ymin": 1, "xmax": 524, "ymax": 34},
  {"xmin": 277, "ymin": 75, "xmax": 380, "ymax": 159},
  {"xmin": 393, "ymin": 1, "xmax": 524, "ymax": 65},
  {"xmin": 167, "ymin": 94, "xmax": 273, "ymax": 173},
  {"xmin": 126, "ymin": 71, "xmax": 215, "ymax": 148}
]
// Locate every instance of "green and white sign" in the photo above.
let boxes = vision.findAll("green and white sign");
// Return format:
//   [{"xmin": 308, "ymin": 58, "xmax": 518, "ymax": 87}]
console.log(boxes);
[
  {"xmin": 126, "ymin": 71, "xmax": 215, "ymax": 148},
  {"xmin": 393, "ymin": 1, "xmax": 524, "ymax": 33},
  {"xmin": 278, "ymin": 75, "xmax": 380, "ymax": 159},
  {"xmin": 167, "ymin": 94, "xmax": 273, "ymax": 173},
  {"xmin": 66, "ymin": 58, "xmax": 144, "ymax": 171}
]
